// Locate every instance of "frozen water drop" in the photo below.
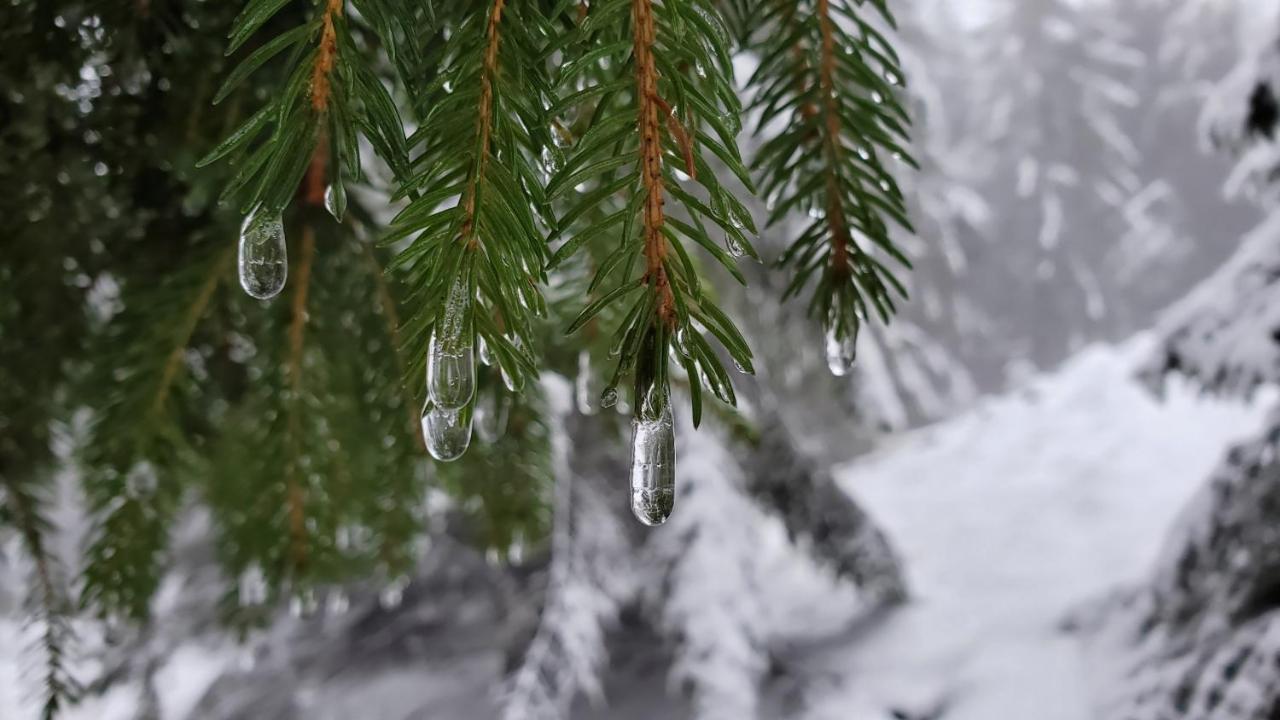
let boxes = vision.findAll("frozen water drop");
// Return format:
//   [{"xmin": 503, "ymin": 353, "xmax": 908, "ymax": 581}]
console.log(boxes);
[
  {"xmin": 733, "ymin": 358, "xmax": 754, "ymax": 375},
  {"xmin": 629, "ymin": 404, "xmax": 675, "ymax": 527},
  {"xmin": 825, "ymin": 326, "xmax": 857, "ymax": 377},
  {"xmin": 724, "ymin": 233, "xmax": 746, "ymax": 259},
  {"xmin": 540, "ymin": 146, "xmax": 565, "ymax": 183},
  {"xmin": 422, "ymin": 403, "xmax": 472, "ymax": 462},
  {"xmin": 426, "ymin": 278, "xmax": 475, "ymax": 410},
  {"xmin": 600, "ymin": 386, "xmax": 619, "ymax": 408},
  {"xmin": 324, "ymin": 181, "xmax": 346, "ymax": 222},
  {"xmin": 238, "ymin": 208, "xmax": 287, "ymax": 299}
]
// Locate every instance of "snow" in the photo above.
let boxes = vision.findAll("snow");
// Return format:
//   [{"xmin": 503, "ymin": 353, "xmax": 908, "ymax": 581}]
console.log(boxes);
[{"xmin": 766, "ymin": 336, "xmax": 1268, "ymax": 719}]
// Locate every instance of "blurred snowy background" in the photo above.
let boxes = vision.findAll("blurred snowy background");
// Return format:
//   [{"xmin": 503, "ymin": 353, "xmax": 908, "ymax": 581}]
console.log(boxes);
[{"xmin": 10, "ymin": 0, "xmax": 1280, "ymax": 717}]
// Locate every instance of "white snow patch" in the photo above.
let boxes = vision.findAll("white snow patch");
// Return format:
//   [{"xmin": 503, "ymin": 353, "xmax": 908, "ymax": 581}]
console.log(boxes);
[{"xmin": 769, "ymin": 337, "xmax": 1269, "ymax": 719}]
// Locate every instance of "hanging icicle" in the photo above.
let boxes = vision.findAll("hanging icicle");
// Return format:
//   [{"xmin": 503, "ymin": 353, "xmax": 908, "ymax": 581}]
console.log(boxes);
[
  {"xmin": 427, "ymin": 276, "xmax": 476, "ymax": 410},
  {"xmin": 238, "ymin": 208, "xmax": 288, "ymax": 299},
  {"xmin": 421, "ymin": 401, "xmax": 472, "ymax": 462},
  {"xmin": 629, "ymin": 401, "xmax": 676, "ymax": 527}
]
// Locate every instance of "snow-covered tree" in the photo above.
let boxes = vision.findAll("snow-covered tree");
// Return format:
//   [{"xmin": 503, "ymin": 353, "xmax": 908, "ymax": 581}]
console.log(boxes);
[{"xmin": 1082, "ymin": 4, "xmax": 1280, "ymax": 717}]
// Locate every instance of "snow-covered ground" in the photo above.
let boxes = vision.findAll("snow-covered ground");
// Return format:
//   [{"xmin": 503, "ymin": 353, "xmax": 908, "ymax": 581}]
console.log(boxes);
[{"xmin": 770, "ymin": 337, "xmax": 1269, "ymax": 719}]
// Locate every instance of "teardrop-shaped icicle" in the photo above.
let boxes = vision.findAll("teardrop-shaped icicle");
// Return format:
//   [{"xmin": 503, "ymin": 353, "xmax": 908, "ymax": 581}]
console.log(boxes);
[
  {"xmin": 426, "ymin": 278, "xmax": 475, "ymax": 410},
  {"xmin": 324, "ymin": 180, "xmax": 347, "ymax": 222},
  {"xmin": 629, "ymin": 404, "xmax": 676, "ymax": 526},
  {"xmin": 238, "ymin": 209, "xmax": 288, "ymax": 299},
  {"xmin": 421, "ymin": 403, "xmax": 472, "ymax": 462},
  {"xmin": 825, "ymin": 326, "xmax": 857, "ymax": 377}
]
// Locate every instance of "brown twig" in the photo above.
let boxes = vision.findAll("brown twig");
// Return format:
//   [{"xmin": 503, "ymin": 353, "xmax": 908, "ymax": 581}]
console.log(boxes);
[
  {"xmin": 282, "ymin": 150, "xmax": 326, "ymax": 574},
  {"xmin": 149, "ymin": 248, "xmax": 233, "ymax": 418},
  {"xmin": 310, "ymin": 0, "xmax": 344, "ymax": 113},
  {"xmin": 816, "ymin": 0, "xmax": 851, "ymax": 275},
  {"xmin": 632, "ymin": 0, "xmax": 676, "ymax": 327},
  {"xmin": 361, "ymin": 244, "xmax": 426, "ymax": 451},
  {"xmin": 460, "ymin": 0, "xmax": 507, "ymax": 250}
]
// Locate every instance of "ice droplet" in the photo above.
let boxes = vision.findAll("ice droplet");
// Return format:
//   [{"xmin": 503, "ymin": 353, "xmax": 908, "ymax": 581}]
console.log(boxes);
[
  {"xmin": 673, "ymin": 326, "xmax": 692, "ymax": 358},
  {"xmin": 238, "ymin": 208, "xmax": 287, "ymax": 299},
  {"xmin": 629, "ymin": 404, "xmax": 675, "ymax": 527},
  {"xmin": 825, "ymin": 325, "xmax": 857, "ymax": 377},
  {"xmin": 540, "ymin": 145, "xmax": 565, "ymax": 183},
  {"xmin": 724, "ymin": 233, "xmax": 746, "ymax": 259},
  {"xmin": 575, "ymin": 350, "xmax": 596, "ymax": 415},
  {"xmin": 422, "ymin": 403, "xmax": 472, "ymax": 462},
  {"xmin": 324, "ymin": 181, "xmax": 346, "ymax": 222},
  {"xmin": 426, "ymin": 278, "xmax": 475, "ymax": 410},
  {"xmin": 599, "ymin": 386, "xmax": 619, "ymax": 408}
]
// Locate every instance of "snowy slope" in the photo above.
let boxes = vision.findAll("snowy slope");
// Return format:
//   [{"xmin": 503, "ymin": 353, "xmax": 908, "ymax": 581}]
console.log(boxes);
[{"xmin": 770, "ymin": 336, "xmax": 1269, "ymax": 719}]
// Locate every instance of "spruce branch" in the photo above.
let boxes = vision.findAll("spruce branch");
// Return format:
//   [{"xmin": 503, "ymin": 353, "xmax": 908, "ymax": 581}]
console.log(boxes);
[
  {"xmin": 745, "ymin": 0, "xmax": 915, "ymax": 357},
  {"xmin": 634, "ymin": 0, "xmax": 679, "ymax": 330},
  {"xmin": 550, "ymin": 0, "xmax": 758, "ymax": 427},
  {"xmin": 80, "ymin": 245, "xmax": 234, "ymax": 621},
  {"xmin": 1, "ymin": 473, "xmax": 76, "ymax": 720},
  {"xmin": 202, "ymin": 0, "xmax": 409, "ymax": 216},
  {"xmin": 391, "ymin": 0, "xmax": 555, "ymax": 402},
  {"xmin": 360, "ymin": 243, "xmax": 426, "ymax": 451}
]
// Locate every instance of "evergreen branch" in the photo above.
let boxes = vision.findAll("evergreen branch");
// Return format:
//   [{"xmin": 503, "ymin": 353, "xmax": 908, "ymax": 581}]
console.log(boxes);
[
  {"xmin": 816, "ymin": 0, "xmax": 850, "ymax": 277},
  {"xmin": 392, "ymin": 0, "xmax": 554, "ymax": 399},
  {"xmin": 461, "ymin": 0, "xmax": 506, "ymax": 251},
  {"xmin": 361, "ymin": 243, "xmax": 426, "ymax": 451},
  {"xmin": 149, "ymin": 248, "xmax": 233, "ymax": 418},
  {"xmin": 80, "ymin": 246, "xmax": 233, "ymax": 620},
  {"xmin": 283, "ymin": 157, "xmax": 324, "ymax": 575},
  {"xmin": 550, "ymin": 0, "xmax": 758, "ymax": 424},
  {"xmin": 309, "ymin": 0, "xmax": 343, "ymax": 114},
  {"xmin": 745, "ymin": 0, "xmax": 915, "ymax": 360},
  {"xmin": 2, "ymin": 474, "xmax": 75, "ymax": 720},
  {"xmin": 205, "ymin": 0, "xmax": 409, "ymax": 215}
]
